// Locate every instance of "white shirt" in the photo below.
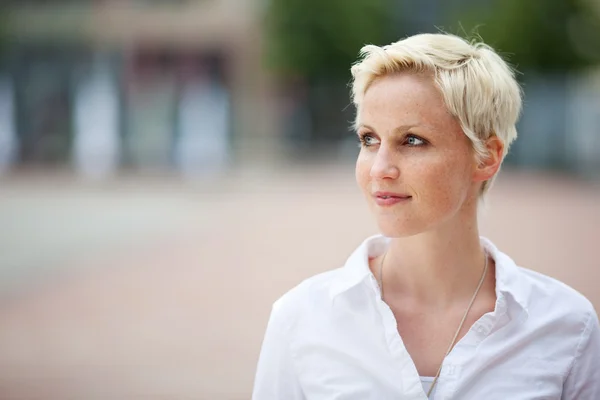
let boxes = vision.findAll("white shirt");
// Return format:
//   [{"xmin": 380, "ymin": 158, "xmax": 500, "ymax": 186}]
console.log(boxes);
[{"xmin": 252, "ymin": 235, "xmax": 600, "ymax": 399}]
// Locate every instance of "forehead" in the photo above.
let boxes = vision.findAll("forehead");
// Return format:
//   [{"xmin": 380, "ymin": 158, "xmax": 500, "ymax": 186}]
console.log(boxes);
[{"xmin": 357, "ymin": 72, "xmax": 455, "ymax": 130}]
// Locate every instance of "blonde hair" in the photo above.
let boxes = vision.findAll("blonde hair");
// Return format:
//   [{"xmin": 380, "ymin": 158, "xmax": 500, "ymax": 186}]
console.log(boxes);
[{"xmin": 350, "ymin": 33, "xmax": 522, "ymax": 194}]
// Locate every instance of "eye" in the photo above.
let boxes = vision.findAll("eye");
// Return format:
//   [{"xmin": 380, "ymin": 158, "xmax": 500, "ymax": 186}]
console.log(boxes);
[
  {"xmin": 405, "ymin": 134, "xmax": 426, "ymax": 147},
  {"xmin": 358, "ymin": 133, "xmax": 380, "ymax": 147}
]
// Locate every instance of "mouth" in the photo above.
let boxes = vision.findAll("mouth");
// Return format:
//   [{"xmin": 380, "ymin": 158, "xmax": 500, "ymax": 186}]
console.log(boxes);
[{"xmin": 373, "ymin": 192, "xmax": 412, "ymax": 206}]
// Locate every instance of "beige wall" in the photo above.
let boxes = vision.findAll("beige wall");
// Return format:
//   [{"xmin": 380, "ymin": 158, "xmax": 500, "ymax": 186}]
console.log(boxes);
[{"xmin": 6, "ymin": 1, "xmax": 258, "ymax": 45}]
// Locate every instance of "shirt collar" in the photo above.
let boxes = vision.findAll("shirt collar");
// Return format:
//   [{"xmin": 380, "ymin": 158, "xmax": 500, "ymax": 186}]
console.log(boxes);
[
  {"xmin": 480, "ymin": 237, "xmax": 530, "ymax": 315},
  {"xmin": 329, "ymin": 235, "xmax": 530, "ymax": 315},
  {"xmin": 329, "ymin": 234, "xmax": 388, "ymax": 299}
]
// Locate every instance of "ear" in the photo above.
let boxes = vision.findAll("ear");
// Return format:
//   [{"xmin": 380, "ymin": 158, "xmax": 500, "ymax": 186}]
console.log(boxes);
[{"xmin": 473, "ymin": 135, "xmax": 504, "ymax": 183}]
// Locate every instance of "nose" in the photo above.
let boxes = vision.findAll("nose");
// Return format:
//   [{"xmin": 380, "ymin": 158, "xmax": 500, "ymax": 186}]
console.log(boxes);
[{"xmin": 370, "ymin": 146, "xmax": 400, "ymax": 180}]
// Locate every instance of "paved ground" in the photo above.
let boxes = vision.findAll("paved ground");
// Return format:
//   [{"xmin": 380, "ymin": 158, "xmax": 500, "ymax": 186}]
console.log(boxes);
[{"xmin": 0, "ymin": 166, "xmax": 598, "ymax": 399}]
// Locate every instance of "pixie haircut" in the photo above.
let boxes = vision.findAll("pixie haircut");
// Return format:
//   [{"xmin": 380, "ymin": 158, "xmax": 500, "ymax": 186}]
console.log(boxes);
[{"xmin": 350, "ymin": 33, "xmax": 522, "ymax": 194}]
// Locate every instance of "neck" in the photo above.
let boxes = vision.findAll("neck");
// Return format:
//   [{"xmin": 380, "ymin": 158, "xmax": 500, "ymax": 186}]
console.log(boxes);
[{"xmin": 380, "ymin": 206, "xmax": 491, "ymax": 307}]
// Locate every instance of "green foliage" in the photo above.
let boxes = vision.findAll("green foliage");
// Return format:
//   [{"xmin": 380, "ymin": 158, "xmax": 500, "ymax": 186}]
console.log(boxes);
[
  {"xmin": 265, "ymin": 0, "xmax": 392, "ymax": 80},
  {"xmin": 0, "ymin": 16, "xmax": 5, "ymax": 58},
  {"xmin": 451, "ymin": 0, "xmax": 600, "ymax": 72},
  {"xmin": 0, "ymin": 7, "xmax": 8, "ymax": 65}
]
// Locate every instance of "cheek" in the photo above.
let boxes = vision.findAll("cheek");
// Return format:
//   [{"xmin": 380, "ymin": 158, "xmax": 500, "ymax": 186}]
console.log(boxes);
[
  {"xmin": 413, "ymin": 152, "xmax": 472, "ymax": 204},
  {"xmin": 355, "ymin": 152, "xmax": 371, "ymax": 190}
]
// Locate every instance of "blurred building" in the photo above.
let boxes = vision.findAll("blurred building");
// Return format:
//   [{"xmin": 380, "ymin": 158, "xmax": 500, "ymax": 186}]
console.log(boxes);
[
  {"xmin": 0, "ymin": 0, "xmax": 599, "ymax": 178},
  {"xmin": 0, "ymin": 0, "xmax": 277, "ymax": 177}
]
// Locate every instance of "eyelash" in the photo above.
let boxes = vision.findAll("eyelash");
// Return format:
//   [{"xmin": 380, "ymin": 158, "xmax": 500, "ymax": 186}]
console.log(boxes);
[{"xmin": 357, "ymin": 133, "xmax": 427, "ymax": 148}]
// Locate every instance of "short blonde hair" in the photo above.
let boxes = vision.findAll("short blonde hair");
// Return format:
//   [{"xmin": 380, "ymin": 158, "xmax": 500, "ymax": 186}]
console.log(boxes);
[{"xmin": 350, "ymin": 33, "xmax": 522, "ymax": 194}]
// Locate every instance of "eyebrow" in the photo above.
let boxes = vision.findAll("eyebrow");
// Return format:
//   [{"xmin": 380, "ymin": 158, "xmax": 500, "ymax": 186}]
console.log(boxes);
[{"xmin": 357, "ymin": 124, "xmax": 419, "ymax": 134}]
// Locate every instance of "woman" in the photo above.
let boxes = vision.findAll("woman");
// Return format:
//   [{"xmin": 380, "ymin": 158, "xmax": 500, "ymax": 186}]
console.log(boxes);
[{"xmin": 252, "ymin": 33, "xmax": 600, "ymax": 399}]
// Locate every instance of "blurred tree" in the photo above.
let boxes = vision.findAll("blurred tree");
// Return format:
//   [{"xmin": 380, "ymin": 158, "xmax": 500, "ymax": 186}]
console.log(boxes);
[
  {"xmin": 452, "ymin": 0, "xmax": 600, "ymax": 72},
  {"xmin": 0, "ymin": 10, "xmax": 6, "ymax": 64},
  {"xmin": 0, "ymin": 2, "xmax": 11, "ymax": 68},
  {"xmin": 448, "ymin": 0, "xmax": 600, "ymax": 170},
  {"xmin": 265, "ymin": 0, "xmax": 396, "ymax": 152},
  {"xmin": 265, "ymin": 0, "xmax": 393, "ymax": 81}
]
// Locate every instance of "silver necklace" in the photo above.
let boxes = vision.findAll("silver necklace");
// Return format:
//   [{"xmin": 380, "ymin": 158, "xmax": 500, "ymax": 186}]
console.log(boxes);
[{"xmin": 378, "ymin": 250, "xmax": 489, "ymax": 397}]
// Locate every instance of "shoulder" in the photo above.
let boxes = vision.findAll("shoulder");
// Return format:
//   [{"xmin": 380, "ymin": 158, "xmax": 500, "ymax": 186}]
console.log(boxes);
[
  {"xmin": 518, "ymin": 268, "xmax": 600, "ymax": 382},
  {"xmin": 272, "ymin": 267, "xmax": 346, "ymax": 319},
  {"xmin": 271, "ymin": 235, "xmax": 383, "ymax": 323},
  {"xmin": 516, "ymin": 266, "xmax": 597, "ymax": 332},
  {"xmin": 485, "ymin": 236, "xmax": 596, "ymax": 324},
  {"xmin": 519, "ymin": 266, "xmax": 594, "ymax": 313}
]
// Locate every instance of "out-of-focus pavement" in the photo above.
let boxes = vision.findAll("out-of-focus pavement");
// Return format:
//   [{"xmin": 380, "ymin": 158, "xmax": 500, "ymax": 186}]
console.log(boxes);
[{"xmin": 0, "ymin": 166, "xmax": 598, "ymax": 400}]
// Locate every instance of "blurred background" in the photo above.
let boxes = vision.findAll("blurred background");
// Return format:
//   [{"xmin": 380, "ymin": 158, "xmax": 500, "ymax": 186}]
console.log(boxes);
[{"xmin": 0, "ymin": 0, "xmax": 599, "ymax": 398}]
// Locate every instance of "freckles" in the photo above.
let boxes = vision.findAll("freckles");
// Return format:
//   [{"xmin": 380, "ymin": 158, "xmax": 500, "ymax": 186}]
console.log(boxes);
[
  {"xmin": 357, "ymin": 152, "xmax": 375, "ymax": 172},
  {"xmin": 405, "ymin": 159, "xmax": 445, "ymax": 184},
  {"xmin": 356, "ymin": 156, "xmax": 369, "ymax": 174},
  {"xmin": 410, "ymin": 158, "xmax": 458, "ymax": 203}
]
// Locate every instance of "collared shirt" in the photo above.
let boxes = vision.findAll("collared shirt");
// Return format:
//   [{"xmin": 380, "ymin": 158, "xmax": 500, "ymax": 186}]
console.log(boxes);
[{"xmin": 252, "ymin": 235, "xmax": 600, "ymax": 399}]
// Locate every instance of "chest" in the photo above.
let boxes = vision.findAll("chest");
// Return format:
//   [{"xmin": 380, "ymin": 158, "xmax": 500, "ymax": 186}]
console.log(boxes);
[
  {"xmin": 388, "ymin": 299, "xmax": 496, "ymax": 377},
  {"xmin": 290, "ymin": 294, "xmax": 570, "ymax": 399}
]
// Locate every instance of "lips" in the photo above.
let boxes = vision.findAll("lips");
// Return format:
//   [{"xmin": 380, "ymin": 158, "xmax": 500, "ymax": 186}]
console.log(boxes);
[{"xmin": 373, "ymin": 191, "xmax": 412, "ymax": 206}]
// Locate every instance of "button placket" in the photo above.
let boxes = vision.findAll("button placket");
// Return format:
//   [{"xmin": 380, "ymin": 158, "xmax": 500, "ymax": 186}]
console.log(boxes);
[
  {"xmin": 443, "ymin": 363, "xmax": 456, "ymax": 378},
  {"xmin": 374, "ymin": 299, "xmax": 425, "ymax": 397},
  {"xmin": 436, "ymin": 362, "xmax": 462, "ymax": 399},
  {"xmin": 475, "ymin": 324, "xmax": 487, "ymax": 335}
]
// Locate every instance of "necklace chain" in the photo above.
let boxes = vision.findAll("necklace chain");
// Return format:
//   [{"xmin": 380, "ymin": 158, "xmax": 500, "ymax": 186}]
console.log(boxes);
[{"xmin": 377, "ymin": 250, "xmax": 489, "ymax": 397}]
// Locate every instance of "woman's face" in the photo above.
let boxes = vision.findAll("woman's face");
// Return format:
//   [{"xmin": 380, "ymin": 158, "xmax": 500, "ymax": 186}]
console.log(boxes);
[{"xmin": 355, "ymin": 72, "xmax": 479, "ymax": 237}]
